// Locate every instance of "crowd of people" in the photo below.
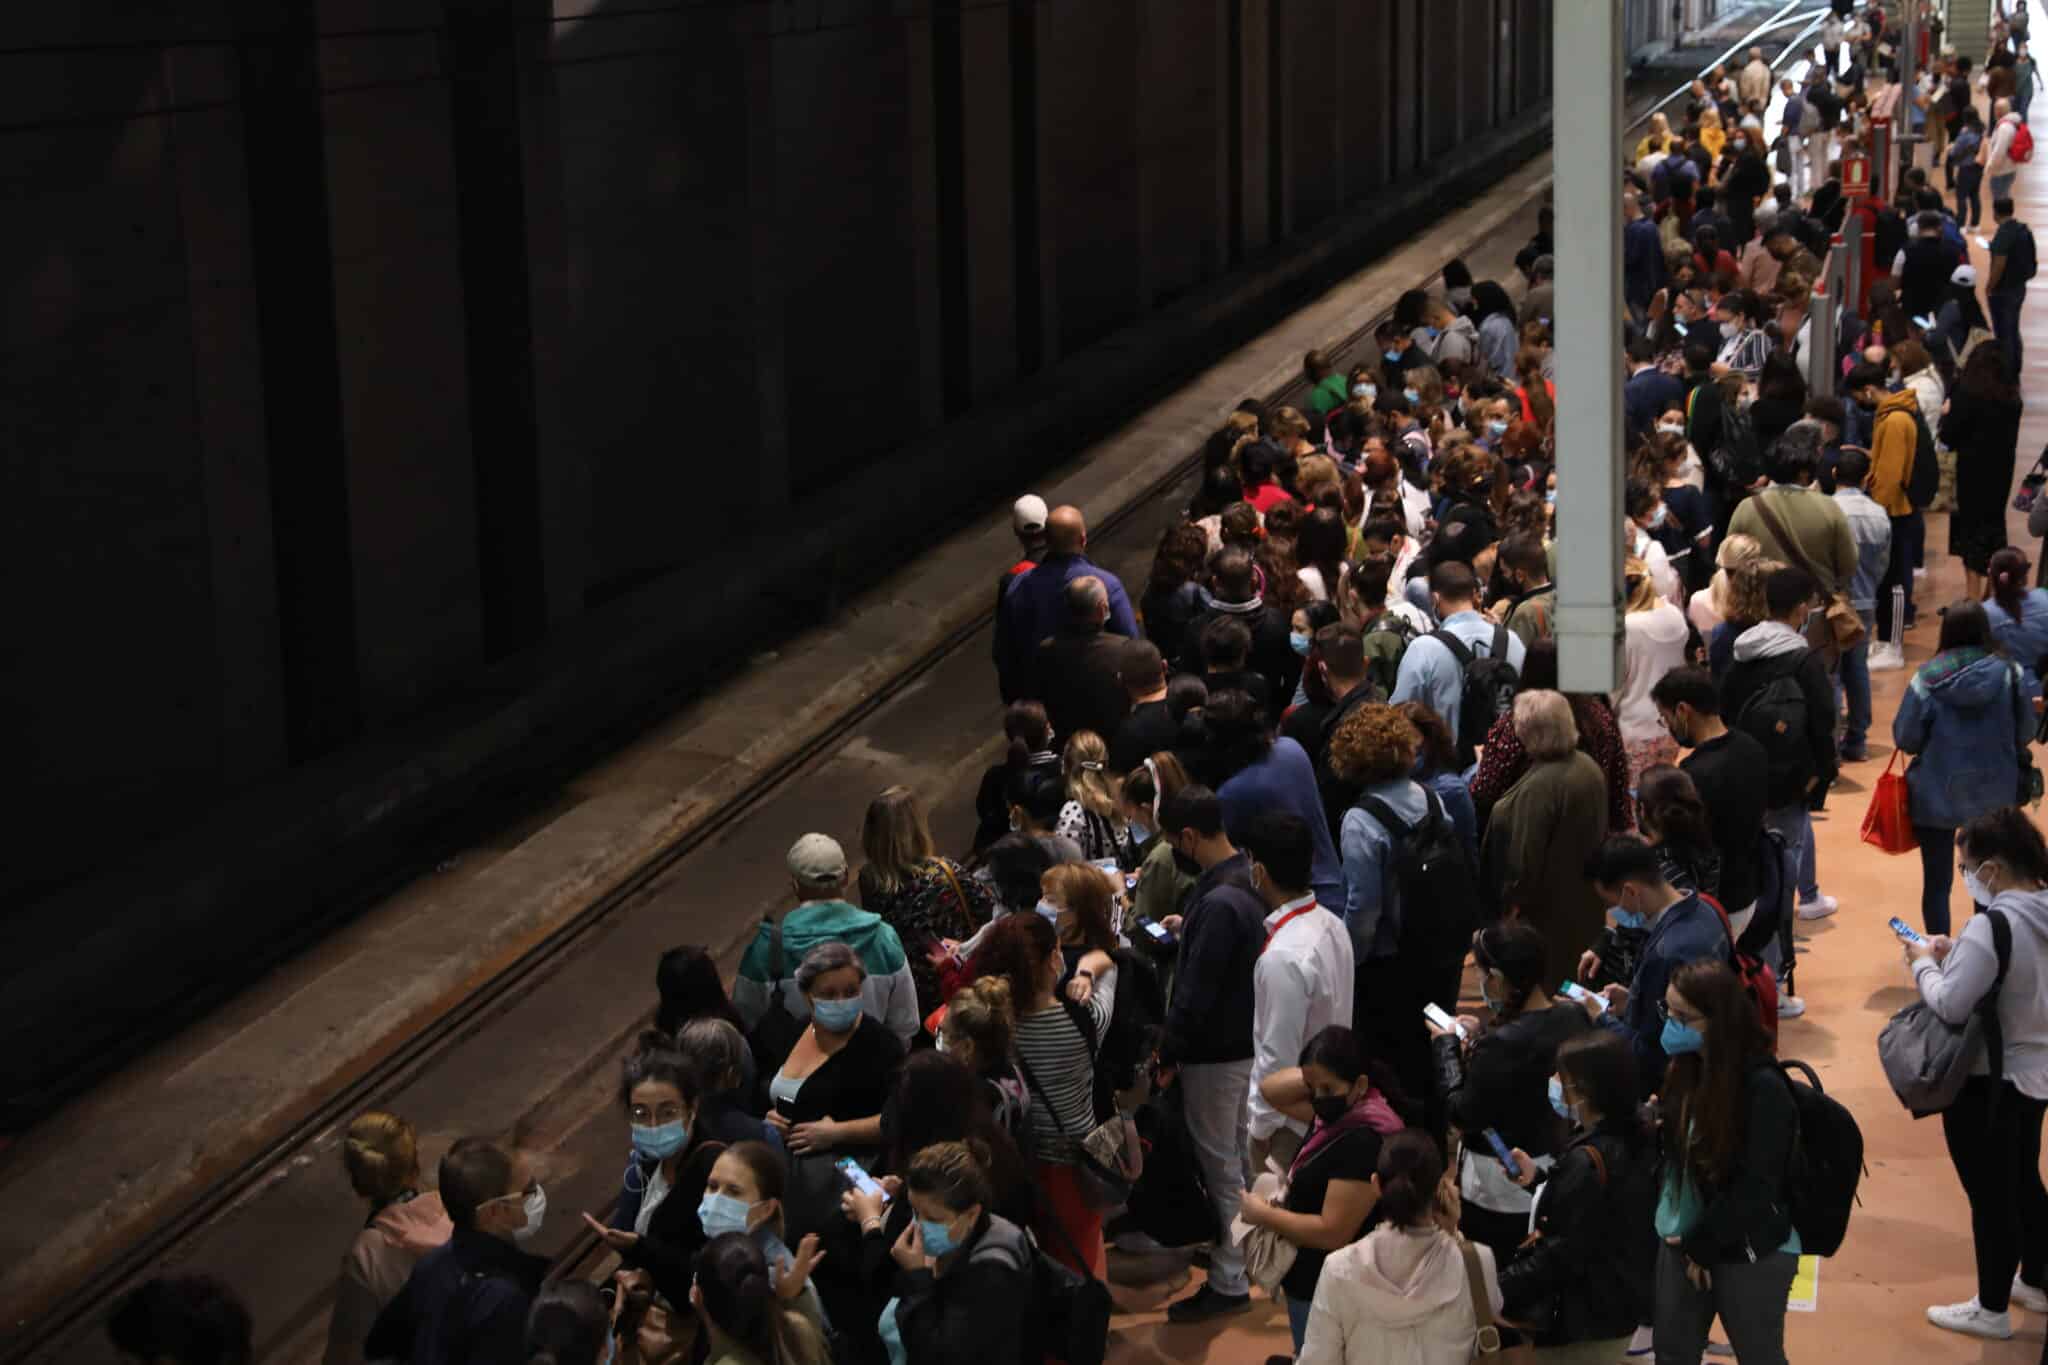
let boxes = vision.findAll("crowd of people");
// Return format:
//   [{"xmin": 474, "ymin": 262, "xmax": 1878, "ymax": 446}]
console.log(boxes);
[{"xmin": 100, "ymin": 7, "xmax": 2048, "ymax": 1365}]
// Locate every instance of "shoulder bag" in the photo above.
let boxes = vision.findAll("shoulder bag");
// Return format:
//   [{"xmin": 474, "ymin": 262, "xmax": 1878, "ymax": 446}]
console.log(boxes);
[
  {"xmin": 1877, "ymin": 910, "xmax": 2013, "ymax": 1116},
  {"xmin": 1749, "ymin": 492, "xmax": 1865, "ymax": 657},
  {"xmin": 1013, "ymin": 1003, "xmax": 1139, "ymax": 1209},
  {"xmin": 1458, "ymin": 1237, "xmax": 1505, "ymax": 1357}
]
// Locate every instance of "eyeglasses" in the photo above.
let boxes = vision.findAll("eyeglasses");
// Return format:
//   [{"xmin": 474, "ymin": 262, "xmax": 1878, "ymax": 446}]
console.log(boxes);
[
  {"xmin": 1657, "ymin": 1000, "xmax": 1705, "ymax": 1028},
  {"xmin": 630, "ymin": 1102, "xmax": 688, "ymax": 1125}
]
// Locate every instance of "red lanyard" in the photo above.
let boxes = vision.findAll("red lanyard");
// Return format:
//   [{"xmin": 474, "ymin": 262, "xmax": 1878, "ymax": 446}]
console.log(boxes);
[{"xmin": 1262, "ymin": 900, "xmax": 1318, "ymax": 952}]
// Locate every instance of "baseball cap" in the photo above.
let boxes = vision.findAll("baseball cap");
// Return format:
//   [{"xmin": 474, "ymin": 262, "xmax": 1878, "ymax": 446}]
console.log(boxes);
[
  {"xmin": 1532, "ymin": 253, "xmax": 1555, "ymax": 277},
  {"xmin": 787, "ymin": 833, "xmax": 847, "ymax": 883},
  {"xmin": 1952, "ymin": 264, "xmax": 1978, "ymax": 287},
  {"xmin": 1012, "ymin": 494, "xmax": 1049, "ymax": 536}
]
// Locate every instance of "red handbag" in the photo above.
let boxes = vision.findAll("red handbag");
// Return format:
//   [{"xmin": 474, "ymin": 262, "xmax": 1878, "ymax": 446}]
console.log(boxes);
[{"xmin": 1860, "ymin": 751, "xmax": 1918, "ymax": 855}]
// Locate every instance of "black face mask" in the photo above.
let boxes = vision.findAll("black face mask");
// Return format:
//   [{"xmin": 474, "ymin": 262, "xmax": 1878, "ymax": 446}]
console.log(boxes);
[{"xmin": 1311, "ymin": 1093, "xmax": 1353, "ymax": 1124}]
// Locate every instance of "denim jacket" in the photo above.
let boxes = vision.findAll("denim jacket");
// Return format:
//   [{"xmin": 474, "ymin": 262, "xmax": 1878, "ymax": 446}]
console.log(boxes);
[{"xmin": 1893, "ymin": 649, "xmax": 2034, "ymax": 828}]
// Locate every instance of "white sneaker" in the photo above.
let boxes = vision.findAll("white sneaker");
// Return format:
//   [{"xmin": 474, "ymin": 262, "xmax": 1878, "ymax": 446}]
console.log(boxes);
[
  {"xmin": 1928, "ymin": 1297, "xmax": 2013, "ymax": 1339},
  {"xmin": 1869, "ymin": 643, "xmax": 1906, "ymax": 671},
  {"xmin": 1624, "ymin": 1325, "xmax": 1653, "ymax": 1357},
  {"xmin": 1797, "ymin": 895, "xmax": 1840, "ymax": 921},
  {"xmin": 1915, "ymin": 566, "xmax": 1930, "ymax": 582},
  {"xmin": 1778, "ymin": 994, "xmax": 1807, "ymax": 1018},
  {"xmin": 2013, "ymin": 1273, "xmax": 2048, "ymax": 1313}
]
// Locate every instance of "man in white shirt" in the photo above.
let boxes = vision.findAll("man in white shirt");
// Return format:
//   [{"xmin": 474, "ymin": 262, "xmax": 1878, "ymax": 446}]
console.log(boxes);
[
  {"xmin": 1241, "ymin": 811, "xmax": 1355, "ymax": 1171},
  {"xmin": 1984, "ymin": 98, "xmax": 2024, "ymax": 203}
]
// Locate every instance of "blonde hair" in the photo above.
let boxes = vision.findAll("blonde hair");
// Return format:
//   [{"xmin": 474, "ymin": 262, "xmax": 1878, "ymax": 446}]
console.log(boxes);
[
  {"xmin": 1514, "ymin": 689, "xmax": 1580, "ymax": 761},
  {"xmin": 1708, "ymin": 533, "xmax": 1763, "ymax": 619},
  {"xmin": 1726, "ymin": 557, "xmax": 1784, "ymax": 624},
  {"xmin": 1062, "ymin": 731, "xmax": 1119, "ymax": 820},
  {"xmin": 943, "ymin": 976, "xmax": 1015, "ymax": 1070},
  {"xmin": 343, "ymin": 1111, "xmax": 419, "ymax": 1204},
  {"xmin": 1224, "ymin": 410, "xmax": 1260, "ymax": 440},
  {"xmin": 860, "ymin": 784, "xmax": 935, "ymax": 896},
  {"xmin": 1122, "ymin": 751, "xmax": 1191, "ymax": 822},
  {"xmin": 907, "ymin": 1139, "xmax": 996, "ymax": 1213},
  {"xmin": 1625, "ymin": 556, "xmax": 1660, "ymax": 613},
  {"xmin": 1295, "ymin": 454, "xmax": 1343, "ymax": 508},
  {"xmin": 1268, "ymin": 406, "xmax": 1311, "ymax": 442}
]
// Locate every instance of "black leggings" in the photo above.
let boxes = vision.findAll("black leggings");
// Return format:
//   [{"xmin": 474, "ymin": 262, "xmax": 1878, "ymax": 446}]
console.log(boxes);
[{"xmin": 1940, "ymin": 1076, "xmax": 2048, "ymax": 1311}]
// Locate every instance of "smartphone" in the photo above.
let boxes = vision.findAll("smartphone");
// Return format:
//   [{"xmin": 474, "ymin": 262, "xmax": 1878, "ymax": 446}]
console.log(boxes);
[
  {"xmin": 1481, "ymin": 1127, "xmax": 1522, "ymax": 1180},
  {"xmin": 1137, "ymin": 916, "xmax": 1176, "ymax": 947},
  {"xmin": 1889, "ymin": 916, "xmax": 1926, "ymax": 944},
  {"xmin": 1559, "ymin": 980, "xmax": 1608, "ymax": 1015},
  {"xmin": 1673, "ymin": 319, "xmax": 1689, "ymax": 337},
  {"xmin": 835, "ymin": 1156, "xmax": 890, "ymax": 1205},
  {"xmin": 1422, "ymin": 1002, "xmax": 1468, "ymax": 1039}
]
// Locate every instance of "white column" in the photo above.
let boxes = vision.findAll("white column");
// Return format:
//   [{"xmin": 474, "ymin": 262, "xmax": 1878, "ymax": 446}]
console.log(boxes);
[{"xmin": 1551, "ymin": 0, "xmax": 1624, "ymax": 692}]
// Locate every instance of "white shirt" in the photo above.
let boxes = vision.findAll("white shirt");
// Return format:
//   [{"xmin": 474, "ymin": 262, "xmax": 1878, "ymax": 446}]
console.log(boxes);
[{"xmin": 1248, "ymin": 895, "xmax": 1356, "ymax": 1140}]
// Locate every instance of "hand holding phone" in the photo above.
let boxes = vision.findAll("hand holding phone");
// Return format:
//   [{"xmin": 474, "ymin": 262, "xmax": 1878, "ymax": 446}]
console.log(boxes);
[
  {"xmin": 836, "ymin": 1156, "xmax": 890, "ymax": 1205},
  {"xmin": 1889, "ymin": 917, "xmax": 1926, "ymax": 944},
  {"xmin": 1559, "ymin": 980, "xmax": 1608, "ymax": 1015},
  {"xmin": 1482, "ymin": 1127, "xmax": 1522, "ymax": 1180},
  {"xmin": 1422, "ymin": 1002, "xmax": 1468, "ymax": 1040},
  {"xmin": 1138, "ymin": 916, "xmax": 1176, "ymax": 946}
]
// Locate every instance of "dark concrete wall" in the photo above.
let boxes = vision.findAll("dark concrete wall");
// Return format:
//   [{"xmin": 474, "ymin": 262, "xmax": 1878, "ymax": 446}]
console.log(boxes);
[{"xmin": 0, "ymin": 0, "xmax": 1551, "ymax": 1120}]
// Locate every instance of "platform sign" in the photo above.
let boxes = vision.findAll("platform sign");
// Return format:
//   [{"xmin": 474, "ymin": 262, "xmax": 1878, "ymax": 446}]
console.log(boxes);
[{"xmin": 1841, "ymin": 150, "xmax": 1872, "ymax": 201}]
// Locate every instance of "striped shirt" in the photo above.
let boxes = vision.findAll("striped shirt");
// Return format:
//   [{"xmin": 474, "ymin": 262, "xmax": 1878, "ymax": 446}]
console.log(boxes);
[{"xmin": 1011, "ymin": 972, "xmax": 1117, "ymax": 1163}]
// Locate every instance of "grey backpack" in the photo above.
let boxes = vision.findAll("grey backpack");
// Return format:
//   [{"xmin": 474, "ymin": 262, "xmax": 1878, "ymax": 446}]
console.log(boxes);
[{"xmin": 1877, "ymin": 911, "xmax": 2011, "ymax": 1116}]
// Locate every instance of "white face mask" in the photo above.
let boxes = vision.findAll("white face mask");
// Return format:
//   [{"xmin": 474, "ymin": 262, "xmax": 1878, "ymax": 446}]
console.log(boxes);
[
  {"xmin": 510, "ymin": 1184, "xmax": 546, "ymax": 1244},
  {"xmin": 1656, "ymin": 422, "xmax": 1686, "ymax": 437},
  {"xmin": 1964, "ymin": 863, "xmax": 1996, "ymax": 905},
  {"xmin": 1720, "ymin": 319, "xmax": 1740, "ymax": 339}
]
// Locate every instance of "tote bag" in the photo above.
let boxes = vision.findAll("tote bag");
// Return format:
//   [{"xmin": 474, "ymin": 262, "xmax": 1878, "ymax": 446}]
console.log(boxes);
[{"xmin": 1860, "ymin": 751, "xmax": 1918, "ymax": 854}]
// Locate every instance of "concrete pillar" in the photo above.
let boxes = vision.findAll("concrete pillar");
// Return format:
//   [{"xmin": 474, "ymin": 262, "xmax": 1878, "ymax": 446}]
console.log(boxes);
[{"xmin": 1551, "ymin": 0, "xmax": 1623, "ymax": 691}]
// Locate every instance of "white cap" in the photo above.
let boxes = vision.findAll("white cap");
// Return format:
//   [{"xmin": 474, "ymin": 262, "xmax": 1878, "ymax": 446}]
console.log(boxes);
[
  {"xmin": 1011, "ymin": 494, "xmax": 1049, "ymax": 536},
  {"xmin": 1953, "ymin": 264, "xmax": 1978, "ymax": 287},
  {"xmin": 787, "ymin": 833, "xmax": 847, "ymax": 884}
]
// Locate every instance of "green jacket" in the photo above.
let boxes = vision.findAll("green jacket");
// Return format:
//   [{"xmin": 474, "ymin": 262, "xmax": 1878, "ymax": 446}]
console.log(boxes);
[
  {"xmin": 1725, "ymin": 484, "xmax": 1857, "ymax": 598},
  {"xmin": 733, "ymin": 900, "xmax": 919, "ymax": 1042}
]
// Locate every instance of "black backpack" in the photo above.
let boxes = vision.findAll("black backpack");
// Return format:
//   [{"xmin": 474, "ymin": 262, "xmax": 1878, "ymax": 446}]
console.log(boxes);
[
  {"xmin": 1090, "ymin": 950, "xmax": 1162, "ymax": 1095},
  {"xmin": 1905, "ymin": 409, "xmax": 1940, "ymax": 510},
  {"xmin": 1432, "ymin": 624, "xmax": 1520, "ymax": 756},
  {"xmin": 1734, "ymin": 655, "xmax": 1814, "ymax": 803},
  {"xmin": 1125, "ymin": 1073, "xmax": 1218, "ymax": 1247},
  {"xmin": 1355, "ymin": 787, "xmax": 1485, "ymax": 976},
  {"xmin": 745, "ymin": 922, "xmax": 806, "ymax": 1109},
  {"xmin": 1708, "ymin": 401, "xmax": 1766, "ymax": 494},
  {"xmin": 1775, "ymin": 1059, "xmax": 1865, "ymax": 1257}
]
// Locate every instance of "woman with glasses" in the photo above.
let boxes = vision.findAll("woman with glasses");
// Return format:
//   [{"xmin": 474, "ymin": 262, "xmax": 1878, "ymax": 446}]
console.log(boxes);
[
  {"xmin": 1650, "ymin": 960, "xmax": 1798, "ymax": 1365},
  {"xmin": 1905, "ymin": 808, "xmax": 2048, "ymax": 1341}
]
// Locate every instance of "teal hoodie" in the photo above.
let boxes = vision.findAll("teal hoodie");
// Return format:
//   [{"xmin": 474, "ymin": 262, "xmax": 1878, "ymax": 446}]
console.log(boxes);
[{"xmin": 733, "ymin": 900, "xmax": 919, "ymax": 1044}]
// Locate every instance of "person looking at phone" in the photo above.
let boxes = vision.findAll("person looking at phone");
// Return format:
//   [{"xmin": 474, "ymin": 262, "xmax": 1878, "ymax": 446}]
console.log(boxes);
[
  {"xmin": 1581, "ymin": 835, "xmax": 1727, "ymax": 1099},
  {"xmin": 875, "ymin": 1140, "xmax": 1035, "ymax": 1365},
  {"xmin": 1428, "ymin": 923, "xmax": 1590, "ymax": 1267},
  {"xmin": 1904, "ymin": 808, "xmax": 2048, "ymax": 1341},
  {"xmin": 1494, "ymin": 1032, "xmax": 1659, "ymax": 1362}
]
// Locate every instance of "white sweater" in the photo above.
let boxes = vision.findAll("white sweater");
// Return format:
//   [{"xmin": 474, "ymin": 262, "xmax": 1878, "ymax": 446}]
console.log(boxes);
[
  {"xmin": 1914, "ymin": 888, "xmax": 2048, "ymax": 1100},
  {"xmin": 1614, "ymin": 601, "xmax": 1691, "ymax": 746}
]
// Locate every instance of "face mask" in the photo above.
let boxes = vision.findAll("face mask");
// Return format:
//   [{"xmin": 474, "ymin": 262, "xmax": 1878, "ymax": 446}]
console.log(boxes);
[
  {"xmin": 1664, "ymin": 713, "xmax": 1690, "ymax": 747},
  {"xmin": 1649, "ymin": 504, "xmax": 1670, "ymax": 528},
  {"xmin": 1480, "ymin": 975, "xmax": 1505, "ymax": 1015},
  {"xmin": 1964, "ymin": 867, "xmax": 1994, "ymax": 904},
  {"xmin": 1545, "ymin": 489, "xmax": 1557, "ymax": 505},
  {"xmin": 512, "ymin": 1185, "xmax": 546, "ymax": 1244},
  {"xmin": 1403, "ymin": 387, "xmax": 1422, "ymax": 406},
  {"xmin": 810, "ymin": 996, "xmax": 863, "ymax": 1033},
  {"xmin": 1719, "ymin": 319, "xmax": 1739, "ymax": 339},
  {"xmin": 1353, "ymin": 381, "xmax": 1377, "ymax": 402},
  {"xmin": 1612, "ymin": 906, "xmax": 1648, "ymax": 932},
  {"xmin": 1657, "ymin": 422, "xmax": 1685, "ymax": 436},
  {"xmin": 697, "ymin": 1191, "xmax": 759, "ymax": 1238},
  {"xmin": 1424, "ymin": 325, "xmax": 1441, "ymax": 341},
  {"xmin": 632, "ymin": 1119, "xmax": 690, "ymax": 1161},
  {"xmin": 1486, "ymin": 419, "xmax": 1509, "ymax": 439},
  {"xmin": 1127, "ymin": 820, "xmax": 1149, "ymax": 847},
  {"xmin": 1289, "ymin": 630, "xmax": 1312, "ymax": 657},
  {"xmin": 1449, "ymin": 285, "xmax": 1473, "ymax": 307},
  {"xmin": 1661, "ymin": 1016, "xmax": 1706, "ymax": 1056},
  {"xmin": 1310, "ymin": 1093, "xmax": 1352, "ymax": 1124},
  {"xmin": 1548, "ymin": 1075, "xmax": 1574, "ymax": 1121},
  {"xmin": 1384, "ymin": 349, "xmax": 1404, "ymax": 364},
  {"xmin": 919, "ymin": 1216, "xmax": 961, "ymax": 1258},
  {"xmin": 1034, "ymin": 897, "xmax": 1061, "ymax": 925}
]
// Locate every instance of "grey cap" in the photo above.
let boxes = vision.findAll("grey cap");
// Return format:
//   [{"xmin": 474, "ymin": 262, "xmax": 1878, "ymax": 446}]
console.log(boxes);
[{"xmin": 787, "ymin": 833, "xmax": 847, "ymax": 883}]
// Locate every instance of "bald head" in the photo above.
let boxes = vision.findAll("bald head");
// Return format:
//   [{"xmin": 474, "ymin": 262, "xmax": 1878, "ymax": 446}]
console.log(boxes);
[
  {"xmin": 1046, "ymin": 505, "xmax": 1087, "ymax": 555},
  {"xmin": 1065, "ymin": 574, "xmax": 1109, "ymax": 626}
]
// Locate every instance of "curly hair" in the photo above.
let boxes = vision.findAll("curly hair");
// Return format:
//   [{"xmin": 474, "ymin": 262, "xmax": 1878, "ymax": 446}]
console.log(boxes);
[
  {"xmin": 1327, "ymin": 702, "xmax": 1421, "ymax": 784},
  {"xmin": 1147, "ymin": 522, "xmax": 1210, "ymax": 597},
  {"xmin": 1725, "ymin": 557, "xmax": 1784, "ymax": 624}
]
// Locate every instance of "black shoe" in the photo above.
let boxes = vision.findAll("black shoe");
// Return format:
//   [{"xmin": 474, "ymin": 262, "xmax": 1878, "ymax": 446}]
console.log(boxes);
[
  {"xmin": 1840, "ymin": 744, "xmax": 1868, "ymax": 762},
  {"xmin": 1167, "ymin": 1285, "xmax": 1253, "ymax": 1323}
]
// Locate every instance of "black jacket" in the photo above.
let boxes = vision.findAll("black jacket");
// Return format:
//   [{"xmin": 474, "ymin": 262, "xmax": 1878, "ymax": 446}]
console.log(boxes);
[
  {"xmin": 1110, "ymin": 699, "xmax": 1177, "ymax": 775},
  {"xmin": 1035, "ymin": 625, "xmax": 1130, "ymax": 746},
  {"xmin": 890, "ymin": 1212, "xmax": 1036, "ymax": 1365},
  {"xmin": 1671, "ymin": 1058, "xmax": 1799, "ymax": 1267},
  {"xmin": 1179, "ymin": 601, "xmax": 1301, "ymax": 717},
  {"xmin": 1720, "ymin": 643, "xmax": 1837, "ymax": 808},
  {"xmin": 1433, "ymin": 1002, "xmax": 1592, "ymax": 1157},
  {"xmin": 1141, "ymin": 580, "xmax": 1204, "ymax": 664},
  {"xmin": 1900, "ymin": 236, "xmax": 1963, "ymax": 318},
  {"xmin": 365, "ymin": 1227, "xmax": 550, "ymax": 1365},
  {"xmin": 1497, "ymin": 1122, "xmax": 1659, "ymax": 1345},
  {"xmin": 620, "ymin": 1136, "xmax": 727, "ymax": 1310},
  {"xmin": 1161, "ymin": 853, "xmax": 1264, "ymax": 1065}
]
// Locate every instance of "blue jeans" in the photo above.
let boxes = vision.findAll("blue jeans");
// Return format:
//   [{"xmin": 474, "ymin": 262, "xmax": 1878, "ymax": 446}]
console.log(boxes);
[
  {"xmin": 1287, "ymin": 1291, "xmax": 1313, "ymax": 1351},
  {"xmin": 1990, "ymin": 289, "xmax": 2026, "ymax": 382},
  {"xmin": 1836, "ymin": 610, "xmax": 1874, "ymax": 752},
  {"xmin": 1992, "ymin": 172, "xmax": 2018, "ymax": 204},
  {"xmin": 1763, "ymin": 806, "xmax": 1819, "ymax": 903}
]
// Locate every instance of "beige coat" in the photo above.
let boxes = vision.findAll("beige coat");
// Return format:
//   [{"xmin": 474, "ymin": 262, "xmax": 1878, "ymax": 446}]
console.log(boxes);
[
  {"xmin": 1299, "ymin": 1225, "xmax": 1502, "ymax": 1365},
  {"xmin": 324, "ymin": 1191, "xmax": 451, "ymax": 1365}
]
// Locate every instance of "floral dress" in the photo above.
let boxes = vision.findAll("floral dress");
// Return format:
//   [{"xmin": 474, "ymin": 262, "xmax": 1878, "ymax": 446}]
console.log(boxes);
[{"xmin": 857, "ymin": 858, "xmax": 994, "ymax": 1019}]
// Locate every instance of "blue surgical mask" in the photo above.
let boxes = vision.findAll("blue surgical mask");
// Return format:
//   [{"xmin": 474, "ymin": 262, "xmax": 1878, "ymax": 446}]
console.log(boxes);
[
  {"xmin": 1661, "ymin": 1016, "xmax": 1706, "ymax": 1056},
  {"xmin": 1353, "ymin": 381, "xmax": 1377, "ymax": 401},
  {"xmin": 698, "ymin": 1191, "xmax": 758, "ymax": 1237},
  {"xmin": 1424, "ymin": 325, "xmax": 1441, "ymax": 341},
  {"xmin": 632, "ymin": 1119, "xmax": 690, "ymax": 1160},
  {"xmin": 1034, "ymin": 897, "xmax": 1061, "ymax": 925},
  {"xmin": 1548, "ymin": 1075, "xmax": 1574, "ymax": 1121},
  {"xmin": 1612, "ymin": 907, "xmax": 1648, "ymax": 931},
  {"xmin": 810, "ymin": 996, "xmax": 863, "ymax": 1033},
  {"xmin": 1384, "ymin": 349, "xmax": 1404, "ymax": 364},
  {"xmin": 1289, "ymin": 630, "xmax": 1312, "ymax": 657},
  {"xmin": 1127, "ymin": 820, "xmax": 1150, "ymax": 847},
  {"xmin": 1480, "ymin": 976, "xmax": 1504, "ymax": 1015},
  {"xmin": 919, "ymin": 1216, "xmax": 961, "ymax": 1258},
  {"xmin": 1487, "ymin": 419, "xmax": 1508, "ymax": 438},
  {"xmin": 1403, "ymin": 387, "xmax": 1422, "ymax": 405},
  {"xmin": 1545, "ymin": 489, "xmax": 1557, "ymax": 505}
]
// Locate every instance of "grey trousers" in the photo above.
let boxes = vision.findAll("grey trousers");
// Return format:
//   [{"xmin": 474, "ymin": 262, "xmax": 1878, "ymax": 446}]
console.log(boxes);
[{"xmin": 1653, "ymin": 1243, "xmax": 1797, "ymax": 1365}]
